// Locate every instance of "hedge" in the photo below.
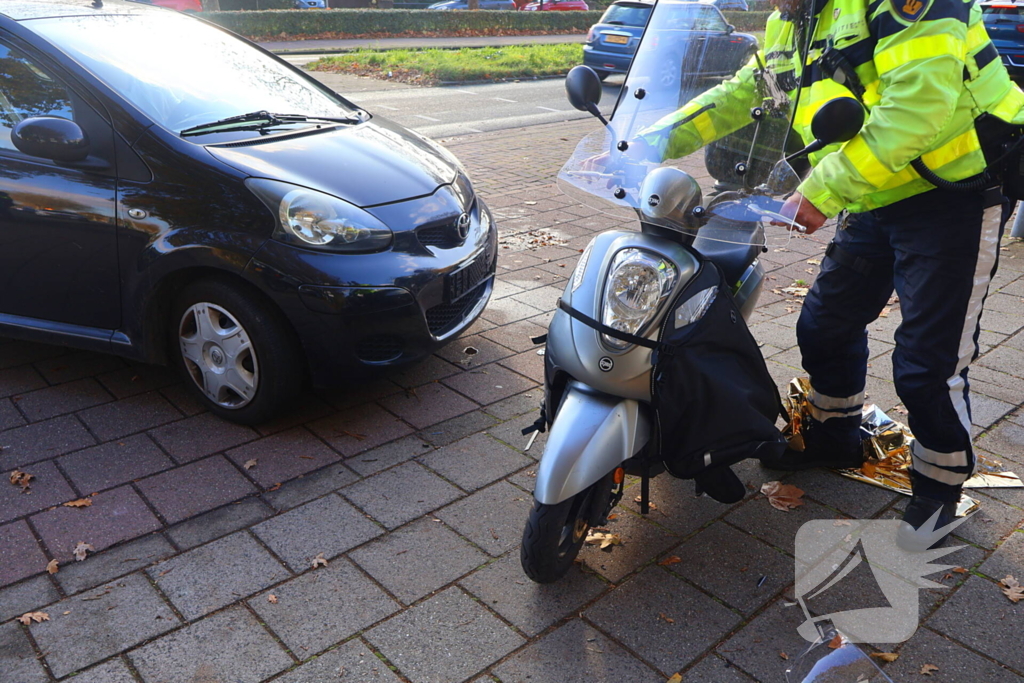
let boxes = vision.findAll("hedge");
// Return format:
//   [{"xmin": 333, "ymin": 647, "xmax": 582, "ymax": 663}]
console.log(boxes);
[{"xmin": 204, "ymin": 8, "xmax": 769, "ymax": 38}]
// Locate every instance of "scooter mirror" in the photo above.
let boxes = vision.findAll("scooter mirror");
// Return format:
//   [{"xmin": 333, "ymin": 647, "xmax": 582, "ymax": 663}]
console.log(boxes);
[
  {"xmin": 565, "ymin": 66, "xmax": 607, "ymax": 125},
  {"xmin": 784, "ymin": 97, "xmax": 865, "ymax": 163}
]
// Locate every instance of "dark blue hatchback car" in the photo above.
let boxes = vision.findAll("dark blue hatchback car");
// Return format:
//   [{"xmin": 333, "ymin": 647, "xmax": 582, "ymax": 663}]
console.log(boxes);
[
  {"xmin": 982, "ymin": 2, "xmax": 1024, "ymax": 81},
  {"xmin": 582, "ymin": 0, "xmax": 756, "ymax": 81}
]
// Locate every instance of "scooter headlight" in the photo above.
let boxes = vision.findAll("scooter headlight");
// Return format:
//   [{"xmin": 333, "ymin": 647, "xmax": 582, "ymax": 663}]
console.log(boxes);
[{"xmin": 601, "ymin": 248, "xmax": 677, "ymax": 350}]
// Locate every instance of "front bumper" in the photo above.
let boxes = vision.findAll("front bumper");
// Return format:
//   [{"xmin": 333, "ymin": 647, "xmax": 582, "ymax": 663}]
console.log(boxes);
[{"xmin": 244, "ymin": 193, "xmax": 497, "ymax": 386}]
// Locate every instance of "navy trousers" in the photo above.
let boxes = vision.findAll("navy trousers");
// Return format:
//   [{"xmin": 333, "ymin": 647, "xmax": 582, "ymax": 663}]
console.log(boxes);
[{"xmin": 797, "ymin": 186, "xmax": 1007, "ymax": 503}]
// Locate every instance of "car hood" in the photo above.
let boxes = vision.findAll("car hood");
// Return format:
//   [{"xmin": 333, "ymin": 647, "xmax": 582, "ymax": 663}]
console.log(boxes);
[{"xmin": 205, "ymin": 118, "xmax": 459, "ymax": 208}]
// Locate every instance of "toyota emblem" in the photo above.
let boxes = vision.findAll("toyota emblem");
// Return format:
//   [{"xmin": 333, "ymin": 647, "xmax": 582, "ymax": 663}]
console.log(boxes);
[{"xmin": 456, "ymin": 213, "xmax": 471, "ymax": 239}]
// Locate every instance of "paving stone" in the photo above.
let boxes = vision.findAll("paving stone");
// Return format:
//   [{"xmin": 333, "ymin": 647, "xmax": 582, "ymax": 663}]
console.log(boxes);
[
  {"xmin": 166, "ymin": 496, "xmax": 275, "ymax": 549},
  {"xmin": 319, "ymin": 377, "xmax": 402, "ymax": 411},
  {"xmin": 386, "ymin": 354, "xmax": 462, "ymax": 389},
  {"xmin": 482, "ymin": 390, "xmax": 543, "ymax": 421},
  {"xmin": 668, "ymin": 522, "xmax": 792, "ymax": 615},
  {"xmin": 343, "ymin": 462, "xmax": 463, "ymax": 530},
  {"xmin": 953, "ymin": 495, "xmax": 1024, "ymax": 550},
  {"xmin": 365, "ymin": 587, "xmax": 524, "ymax": 683},
  {"xmin": 346, "ymin": 435, "xmax": 431, "ymax": 477},
  {"xmin": 928, "ymin": 575, "xmax": 1024, "ymax": 672},
  {"xmin": 437, "ymin": 335, "xmax": 515, "ymax": 369},
  {"xmin": 480, "ymin": 296, "xmax": 544, "ymax": 325},
  {"xmin": 436, "ymin": 481, "xmax": 532, "ymax": 556},
  {"xmin": 129, "ymin": 606, "xmax": 291, "ymax": 683},
  {"xmin": 480, "ymin": 318, "xmax": 547, "ymax": 353},
  {"xmin": 0, "ymin": 520, "xmax": 48, "ymax": 586},
  {"xmin": 261, "ymin": 462, "xmax": 359, "ymax": 510},
  {"xmin": 0, "ymin": 398, "xmax": 24, "ymax": 432},
  {"xmin": 0, "ymin": 461, "xmax": 77, "ymax": 526},
  {"xmin": 979, "ymin": 529, "xmax": 1024, "ymax": 580},
  {"xmin": 350, "ymin": 518, "xmax": 488, "ymax": 604},
  {"xmin": 497, "ymin": 349, "xmax": 545, "ymax": 381},
  {"xmin": 14, "ymin": 378, "xmax": 112, "ymax": 422},
  {"xmin": 585, "ymin": 566, "xmax": 741, "ymax": 675},
  {"xmin": 96, "ymin": 364, "xmax": 180, "ymax": 399},
  {"xmin": 0, "ymin": 621, "xmax": 48, "ymax": 683},
  {"xmin": 971, "ymin": 394, "xmax": 1016, "ymax": 429},
  {"xmin": 308, "ymin": 402, "xmax": 414, "ymax": 456},
  {"xmin": 724, "ymin": 494, "xmax": 846, "ymax": 557},
  {"xmin": 58, "ymin": 435, "xmax": 173, "ymax": 493},
  {"xmin": 77, "ymin": 392, "xmax": 182, "ymax": 442},
  {"xmin": 0, "ymin": 416, "xmax": 96, "ymax": 470},
  {"xmin": 443, "ymin": 364, "xmax": 537, "ymax": 405},
  {"xmin": 31, "ymin": 572, "xmax": 180, "ymax": 678},
  {"xmin": 158, "ymin": 382, "xmax": 206, "ymax": 417},
  {"xmin": 416, "ymin": 410, "xmax": 499, "ymax": 448},
  {"xmin": 0, "ymin": 339, "xmax": 66, "ymax": 371},
  {"xmin": 253, "ymin": 493, "xmax": 383, "ymax": 571},
  {"xmin": 255, "ymin": 392, "xmax": 335, "ymax": 437},
  {"xmin": 0, "ymin": 574, "xmax": 59, "ymax": 623},
  {"xmin": 33, "ymin": 351, "xmax": 124, "ymax": 386},
  {"xmin": 460, "ymin": 551, "xmax": 606, "ymax": 636},
  {"xmin": 273, "ymin": 639, "xmax": 404, "ymax": 683},
  {"xmin": 149, "ymin": 412, "xmax": 258, "ymax": 463},
  {"xmin": 576, "ymin": 507, "xmax": 681, "ymax": 583},
  {"xmin": 715, "ymin": 598, "xmax": 817, "ymax": 681},
  {"xmin": 226, "ymin": 427, "xmax": 341, "ymax": 488},
  {"xmin": 418, "ymin": 432, "xmax": 532, "ymax": 491},
  {"xmin": 486, "ymin": 412, "xmax": 548, "ymax": 456},
  {"xmin": 781, "ymin": 468, "xmax": 898, "ymax": 518},
  {"xmin": 493, "ymin": 618, "xmax": 661, "ymax": 683},
  {"xmin": 135, "ymin": 455, "xmax": 257, "ymax": 524},
  {"xmin": 55, "ymin": 533, "xmax": 176, "ymax": 595},
  {"xmin": 149, "ymin": 531, "xmax": 289, "ymax": 620},
  {"xmin": 884, "ymin": 627, "xmax": 1024, "ymax": 683},
  {"xmin": 0, "ymin": 365, "xmax": 46, "ymax": 399},
  {"xmin": 633, "ymin": 474, "xmax": 731, "ymax": 537},
  {"xmin": 70, "ymin": 657, "xmax": 138, "ymax": 683},
  {"xmin": 677, "ymin": 655, "xmax": 757, "ymax": 682},
  {"xmin": 252, "ymin": 557, "xmax": 399, "ymax": 655},
  {"xmin": 976, "ymin": 421, "xmax": 1024, "ymax": 466},
  {"xmin": 31, "ymin": 485, "xmax": 162, "ymax": 563},
  {"xmin": 379, "ymin": 382, "xmax": 478, "ymax": 429}
]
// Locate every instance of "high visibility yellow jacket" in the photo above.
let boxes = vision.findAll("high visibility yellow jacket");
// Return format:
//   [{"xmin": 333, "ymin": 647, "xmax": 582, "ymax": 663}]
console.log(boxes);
[{"xmin": 642, "ymin": 0, "xmax": 1024, "ymax": 217}]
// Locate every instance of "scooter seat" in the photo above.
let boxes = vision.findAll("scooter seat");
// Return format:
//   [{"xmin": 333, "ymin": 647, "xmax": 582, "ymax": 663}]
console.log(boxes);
[{"xmin": 692, "ymin": 218, "xmax": 762, "ymax": 286}]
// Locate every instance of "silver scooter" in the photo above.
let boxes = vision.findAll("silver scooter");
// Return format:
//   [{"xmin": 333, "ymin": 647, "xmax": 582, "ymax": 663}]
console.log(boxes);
[{"xmin": 519, "ymin": 6, "xmax": 864, "ymax": 584}]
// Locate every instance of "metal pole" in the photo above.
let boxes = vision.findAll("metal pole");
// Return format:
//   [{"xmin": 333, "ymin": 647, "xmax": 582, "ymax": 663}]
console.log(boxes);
[{"xmin": 1012, "ymin": 202, "xmax": 1024, "ymax": 239}]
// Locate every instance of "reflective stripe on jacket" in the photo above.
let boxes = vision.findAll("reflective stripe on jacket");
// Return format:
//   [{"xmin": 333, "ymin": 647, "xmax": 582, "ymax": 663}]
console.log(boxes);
[{"xmin": 642, "ymin": 0, "xmax": 1024, "ymax": 217}]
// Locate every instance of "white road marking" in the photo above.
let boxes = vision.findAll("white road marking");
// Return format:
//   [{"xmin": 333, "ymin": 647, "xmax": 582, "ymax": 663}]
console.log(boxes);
[
  {"xmin": 453, "ymin": 89, "xmax": 479, "ymax": 95},
  {"xmin": 465, "ymin": 127, "xmax": 484, "ymax": 133},
  {"xmin": 414, "ymin": 114, "xmax": 441, "ymax": 122},
  {"xmin": 494, "ymin": 97, "xmax": 517, "ymax": 103},
  {"xmin": 536, "ymin": 106, "xmax": 562, "ymax": 112},
  {"xmin": 379, "ymin": 105, "xmax": 401, "ymax": 111}
]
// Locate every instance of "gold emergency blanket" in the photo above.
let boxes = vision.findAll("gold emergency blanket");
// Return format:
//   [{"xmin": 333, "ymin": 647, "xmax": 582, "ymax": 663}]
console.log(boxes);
[{"xmin": 783, "ymin": 378, "xmax": 1023, "ymax": 516}]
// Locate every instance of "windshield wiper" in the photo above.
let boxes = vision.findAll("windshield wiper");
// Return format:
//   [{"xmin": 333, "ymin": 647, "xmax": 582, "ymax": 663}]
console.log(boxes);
[{"xmin": 180, "ymin": 110, "xmax": 367, "ymax": 137}]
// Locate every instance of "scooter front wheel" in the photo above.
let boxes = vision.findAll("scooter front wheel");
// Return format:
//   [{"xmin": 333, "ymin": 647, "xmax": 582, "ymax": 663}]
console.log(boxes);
[{"xmin": 520, "ymin": 474, "xmax": 614, "ymax": 583}]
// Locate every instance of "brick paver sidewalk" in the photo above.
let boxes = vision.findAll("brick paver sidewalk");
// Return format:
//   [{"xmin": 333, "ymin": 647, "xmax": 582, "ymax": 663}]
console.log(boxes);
[{"xmin": 2, "ymin": 119, "xmax": 1024, "ymax": 683}]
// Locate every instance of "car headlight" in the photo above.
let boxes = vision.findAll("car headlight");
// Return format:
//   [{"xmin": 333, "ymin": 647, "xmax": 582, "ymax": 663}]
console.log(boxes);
[
  {"xmin": 246, "ymin": 178, "xmax": 392, "ymax": 252},
  {"xmin": 601, "ymin": 248, "xmax": 677, "ymax": 350}
]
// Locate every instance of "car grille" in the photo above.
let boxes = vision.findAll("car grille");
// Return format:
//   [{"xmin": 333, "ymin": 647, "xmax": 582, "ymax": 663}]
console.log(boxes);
[
  {"xmin": 417, "ymin": 222, "xmax": 463, "ymax": 248},
  {"xmin": 355, "ymin": 335, "xmax": 404, "ymax": 363},
  {"xmin": 425, "ymin": 281, "xmax": 489, "ymax": 336}
]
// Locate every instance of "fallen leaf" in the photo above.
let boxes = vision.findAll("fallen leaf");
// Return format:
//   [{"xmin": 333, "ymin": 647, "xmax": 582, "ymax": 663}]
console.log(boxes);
[
  {"xmin": 667, "ymin": 675, "xmax": 683, "ymax": 683},
  {"xmin": 243, "ymin": 459, "xmax": 257, "ymax": 470},
  {"xmin": 953, "ymin": 567, "xmax": 968, "ymax": 574},
  {"xmin": 46, "ymin": 559, "xmax": 59, "ymax": 575},
  {"xmin": 879, "ymin": 307, "xmax": 891, "ymax": 318},
  {"xmin": 658, "ymin": 612, "xmax": 675, "ymax": 624},
  {"xmin": 807, "ymin": 259, "xmax": 821, "ymax": 265},
  {"xmin": 63, "ymin": 498, "xmax": 92, "ymax": 508},
  {"xmin": 833, "ymin": 520, "xmax": 852, "ymax": 527},
  {"xmin": 658, "ymin": 556, "xmax": 682, "ymax": 566},
  {"xmin": 311, "ymin": 552, "xmax": 328, "ymax": 569},
  {"xmin": 781, "ymin": 286, "xmax": 809, "ymax": 297},
  {"xmin": 17, "ymin": 611, "xmax": 49, "ymax": 625},
  {"xmin": 8, "ymin": 469, "xmax": 34, "ymax": 491},
  {"xmin": 760, "ymin": 481, "xmax": 805, "ymax": 511},
  {"xmin": 73, "ymin": 542, "xmax": 95, "ymax": 562},
  {"xmin": 1000, "ymin": 575, "xmax": 1024, "ymax": 603},
  {"xmin": 921, "ymin": 664, "xmax": 939, "ymax": 675},
  {"xmin": 828, "ymin": 633, "xmax": 843, "ymax": 649},
  {"xmin": 267, "ymin": 483, "xmax": 282, "ymax": 492},
  {"xmin": 871, "ymin": 652, "xmax": 899, "ymax": 662},
  {"xmin": 780, "ymin": 651, "xmax": 789, "ymax": 660},
  {"xmin": 267, "ymin": 594, "xmax": 278, "ymax": 604},
  {"xmin": 607, "ymin": 513, "xmax": 618, "ymax": 521},
  {"xmin": 585, "ymin": 530, "xmax": 622, "ymax": 550}
]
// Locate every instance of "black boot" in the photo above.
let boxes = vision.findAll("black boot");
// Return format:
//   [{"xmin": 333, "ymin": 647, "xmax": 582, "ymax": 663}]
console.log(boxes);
[
  {"xmin": 897, "ymin": 474, "xmax": 965, "ymax": 551},
  {"xmin": 760, "ymin": 414, "xmax": 863, "ymax": 471}
]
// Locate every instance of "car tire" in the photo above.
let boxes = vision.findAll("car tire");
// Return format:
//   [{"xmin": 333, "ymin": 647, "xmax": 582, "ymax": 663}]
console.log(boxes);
[{"xmin": 170, "ymin": 278, "xmax": 303, "ymax": 425}]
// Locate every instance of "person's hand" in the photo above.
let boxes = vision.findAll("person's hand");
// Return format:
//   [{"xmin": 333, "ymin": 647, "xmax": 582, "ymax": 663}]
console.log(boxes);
[{"xmin": 770, "ymin": 192, "xmax": 827, "ymax": 234}]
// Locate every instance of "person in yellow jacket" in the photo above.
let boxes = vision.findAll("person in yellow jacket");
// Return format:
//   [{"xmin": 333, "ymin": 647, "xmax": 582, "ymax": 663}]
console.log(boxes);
[{"xmin": 638, "ymin": 0, "xmax": 1024, "ymax": 550}]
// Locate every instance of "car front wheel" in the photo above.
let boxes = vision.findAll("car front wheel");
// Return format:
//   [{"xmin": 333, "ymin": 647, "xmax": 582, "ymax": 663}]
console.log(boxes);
[{"xmin": 171, "ymin": 279, "xmax": 303, "ymax": 425}]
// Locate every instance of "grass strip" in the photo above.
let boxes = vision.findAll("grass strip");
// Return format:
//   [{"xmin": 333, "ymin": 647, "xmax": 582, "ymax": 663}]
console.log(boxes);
[{"xmin": 309, "ymin": 44, "xmax": 584, "ymax": 85}]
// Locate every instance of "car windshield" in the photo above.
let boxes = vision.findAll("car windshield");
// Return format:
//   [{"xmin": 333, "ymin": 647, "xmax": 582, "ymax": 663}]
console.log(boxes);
[
  {"xmin": 601, "ymin": 3, "xmax": 653, "ymax": 26},
  {"xmin": 983, "ymin": 4, "xmax": 1023, "ymax": 21},
  {"xmin": 27, "ymin": 12, "xmax": 357, "ymax": 134}
]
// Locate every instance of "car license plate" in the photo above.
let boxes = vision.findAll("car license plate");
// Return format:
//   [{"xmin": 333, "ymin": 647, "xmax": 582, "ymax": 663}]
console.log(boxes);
[
  {"xmin": 446, "ymin": 251, "xmax": 490, "ymax": 302},
  {"xmin": 605, "ymin": 34, "xmax": 629, "ymax": 45}
]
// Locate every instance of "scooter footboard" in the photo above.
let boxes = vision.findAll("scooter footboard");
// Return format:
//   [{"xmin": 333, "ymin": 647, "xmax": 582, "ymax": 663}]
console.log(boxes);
[{"xmin": 534, "ymin": 381, "xmax": 651, "ymax": 505}]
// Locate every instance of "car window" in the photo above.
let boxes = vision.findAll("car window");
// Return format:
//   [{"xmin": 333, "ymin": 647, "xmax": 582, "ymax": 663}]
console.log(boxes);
[
  {"xmin": 0, "ymin": 41, "xmax": 75, "ymax": 153},
  {"xmin": 601, "ymin": 3, "xmax": 653, "ymax": 26},
  {"xmin": 28, "ymin": 12, "xmax": 357, "ymax": 134},
  {"xmin": 982, "ymin": 4, "xmax": 1023, "ymax": 22},
  {"xmin": 664, "ymin": 5, "xmax": 727, "ymax": 30}
]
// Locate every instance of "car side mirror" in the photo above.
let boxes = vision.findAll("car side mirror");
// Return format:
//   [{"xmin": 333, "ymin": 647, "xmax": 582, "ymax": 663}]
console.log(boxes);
[
  {"xmin": 12, "ymin": 116, "xmax": 90, "ymax": 163},
  {"xmin": 785, "ymin": 97, "xmax": 864, "ymax": 162},
  {"xmin": 726, "ymin": 24, "xmax": 735, "ymax": 33},
  {"xmin": 565, "ymin": 65, "xmax": 608, "ymax": 125}
]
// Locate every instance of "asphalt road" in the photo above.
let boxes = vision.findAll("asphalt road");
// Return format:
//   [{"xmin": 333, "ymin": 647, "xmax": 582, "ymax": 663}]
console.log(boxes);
[{"xmin": 291, "ymin": 56, "xmax": 622, "ymax": 138}]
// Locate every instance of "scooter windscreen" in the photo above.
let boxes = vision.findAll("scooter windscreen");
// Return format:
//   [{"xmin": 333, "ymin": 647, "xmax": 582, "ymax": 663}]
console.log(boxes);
[
  {"xmin": 785, "ymin": 628, "xmax": 894, "ymax": 683},
  {"xmin": 558, "ymin": 0, "xmax": 808, "ymax": 247}
]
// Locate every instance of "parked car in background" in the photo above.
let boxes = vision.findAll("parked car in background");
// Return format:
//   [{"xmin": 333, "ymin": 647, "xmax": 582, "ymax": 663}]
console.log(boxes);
[
  {"xmin": 981, "ymin": 2, "xmax": 1024, "ymax": 81},
  {"xmin": 294, "ymin": 0, "xmax": 328, "ymax": 8},
  {"xmin": 427, "ymin": 0, "xmax": 516, "ymax": 8},
  {"xmin": 584, "ymin": 0, "xmax": 755, "ymax": 80},
  {"xmin": 701, "ymin": 0, "xmax": 748, "ymax": 10},
  {"xmin": 0, "ymin": 0, "xmax": 497, "ymax": 424},
  {"xmin": 134, "ymin": 0, "xmax": 203, "ymax": 10},
  {"xmin": 522, "ymin": 0, "xmax": 589, "ymax": 10}
]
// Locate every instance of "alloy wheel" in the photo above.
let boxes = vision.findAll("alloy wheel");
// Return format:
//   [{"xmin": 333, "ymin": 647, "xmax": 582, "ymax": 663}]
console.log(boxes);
[{"xmin": 178, "ymin": 302, "xmax": 259, "ymax": 409}]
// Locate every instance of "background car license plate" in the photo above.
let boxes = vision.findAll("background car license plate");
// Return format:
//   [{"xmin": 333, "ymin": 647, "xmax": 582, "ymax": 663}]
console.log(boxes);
[{"xmin": 605, "ymin": 34, "xmax": 629, "ymax": 44}]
